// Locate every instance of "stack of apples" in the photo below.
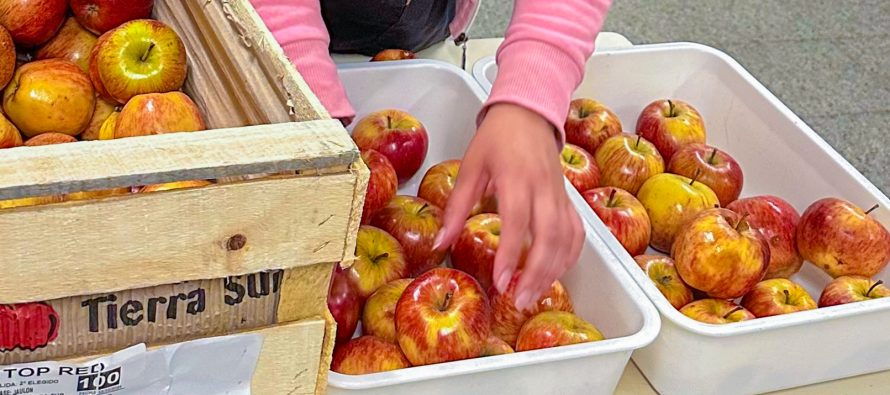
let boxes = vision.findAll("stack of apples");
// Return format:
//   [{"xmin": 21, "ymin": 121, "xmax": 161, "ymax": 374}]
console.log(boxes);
[
  {"xmin": 570, "ymin": 97, "xmax": 890, "ymax": 324},
  {"xmin": 328, "ymin": 109, "xmax": 605, "ymax": 375}
]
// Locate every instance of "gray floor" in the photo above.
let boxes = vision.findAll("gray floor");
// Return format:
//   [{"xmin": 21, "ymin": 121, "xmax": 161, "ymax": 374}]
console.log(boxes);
[{"xmin": 472, "ymin": 0, "xmax": 889, "ymax": 194}]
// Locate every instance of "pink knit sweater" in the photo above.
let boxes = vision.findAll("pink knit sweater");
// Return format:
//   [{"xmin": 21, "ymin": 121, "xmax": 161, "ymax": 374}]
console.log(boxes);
[{"xmin": 250, "ymin": 0, "xmax": 611, "ymax": 138}]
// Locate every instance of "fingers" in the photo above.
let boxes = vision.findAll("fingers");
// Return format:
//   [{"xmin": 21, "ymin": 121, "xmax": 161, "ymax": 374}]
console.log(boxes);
[
  {"xmin": 492, "ymin": 192, "xmax": 531, "ymax": 295},
  {"xmin": 434, "ymin": 154, "xmax": 488, "ymax": 251},
  {"xmin": 515, "ymin": 193, "xmax": 564, "ymax": 310}
]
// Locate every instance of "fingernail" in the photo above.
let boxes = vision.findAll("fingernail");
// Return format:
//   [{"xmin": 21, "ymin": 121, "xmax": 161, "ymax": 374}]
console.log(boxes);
[
  {"xmin": 515, "ymin": 291, "xmax": 529, "ymax": 310},
  {"xmin": 496, "ymin": 270, "xmax": 511, "ymax": 293},
  {"xmin": 432, "ymin": 228, "xmax": 447, "ymax": 250}
]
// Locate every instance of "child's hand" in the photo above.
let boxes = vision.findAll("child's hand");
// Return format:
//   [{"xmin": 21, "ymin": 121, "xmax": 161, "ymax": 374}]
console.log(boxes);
[{"xmin": 434, "ymin": 103, "xmax": 585, "ymax": 310}]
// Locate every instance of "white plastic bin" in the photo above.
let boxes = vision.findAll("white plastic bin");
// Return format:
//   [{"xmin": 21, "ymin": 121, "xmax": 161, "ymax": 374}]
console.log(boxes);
[
  {"xmin": 475, "ymin": 42, "xmax": 890, "ymax": 394},
  {"xmin": 327, "ymin": 60, "xmax": 660, "ymax": 395}
]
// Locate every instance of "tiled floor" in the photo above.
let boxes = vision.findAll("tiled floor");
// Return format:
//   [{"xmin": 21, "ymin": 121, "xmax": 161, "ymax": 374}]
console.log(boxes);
[{"xmin": 471, "ymin": 0, "xmax": 890, "ymax": 193}]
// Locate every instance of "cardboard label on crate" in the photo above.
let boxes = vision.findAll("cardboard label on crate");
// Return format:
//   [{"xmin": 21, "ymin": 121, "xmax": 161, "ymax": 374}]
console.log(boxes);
[{"xmin": 0, "ymin": 271, "xmax": 283, "ymax": 365}]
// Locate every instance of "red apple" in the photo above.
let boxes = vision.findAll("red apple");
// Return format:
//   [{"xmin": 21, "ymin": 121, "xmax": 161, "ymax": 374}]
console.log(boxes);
[
  {"xmin": 673, "ymin": 208, "xmax": 769, "ymax": 299},
  {"xmin": 418, "ymin": 159, "xmax": 495, "ymax": 216},
  {"xmin": 353, "ymin": 109, "xmax": 428, "ymax": 183},
  {"xmin": 331, "ymin": 335, "xmax": 410, "ymax": 374},
  {"xmin": 114, "ymin": 92, "xmax": 205, "ymax": 138},
  {"xmin": 819, "ymin": 276, "xmax": 890, "ymax": 308},
  {"xmin": 34, "ymin": 18, "xmax": 97, "ymax": 73},
  {"xmin": 727, "ymin": 195, "xmax": 803, "ymax": 279},
  {"xmin": 327, "ymin": 264, "xmax": 363, "ymax": 345},
  {"xmin": 0, "ymin": 113, "xmax": 22, "ymax": 149},
  {"xmin": 24, "ymin": 132, "xmax": 77, "ymax": 146},
  {"xmin": 583, "ymin": 187, "xmax": 651, "ymax": 256},
  {"xmin": 0, "ymin": 26, "xmax": 13, "ymax": 89},
  {"xmin": 371, "ymin": 49, "xmax": 416, "ymax": 62},
  {"xmin": 560, "ymin": 143, "xmax": 600, "ymax": 193},
  {"xmin": 515, "ymin": 311, "xmax": 604, "ymax": 352},
  {"xmin": 740, "ymin": 278, "xmax": 816, "ymax": 318},
  {"xmin": 668, "ymin": 143, "xmax": 744, "ymax": 206},
  {"xmin": 634, "ymin": 255, "xmax": 693, "ymax": 309},
  {"xmin": 636, "ymin": 99, "xmax": 706, "ymax": 162},
  {"xmin": 371, "ymin": 195, "xmax": 446, "ymax": 276},
  {"xmin": 479, "ymin": 336, "xmax": 514, "ymax": 357},
  {"xmin": 360, "ymin": 149, "xmax": 398, "ymax": 224},
  {"xmin": 565, "ymin": 98, "xmax": 622, "ymax": 155},
  {"xmin": 490, "ymin": 273, "xmax": 573, "ymax": 346},
  {"xmin": 2, "ymin": 59, "xmax": 95, "ymax": 137},
  {"xmin": 362, "ymin": 278, "xmax": 411, "ymax": 344},
  {"xmin": 797, "ymin": 198, "xmax": 890, "ymax": 278},
  {"xmin": 71, "ymin": 0, "xmax": 154, "ymax": 35},
  {"xmin": 594, "ymin": 133, "xmax": 664, "ymax": 195},
  {"xmin": 680, "ymin": 299, "xmax": 755, "ymax": 324},
  {"xmin": 349, "ymin": 225, "xmax": 409, "ymax": 298},
  {"xmin": 395, "ymin": 268, "xmax": 490, "ymax": 366},
  {"xmin": 0, "ymin": 0, "xmax": 67, "ymax": 47},
  {"xmin": 451, "ymin": 213, "xmax": 511, "ymax": 291}
]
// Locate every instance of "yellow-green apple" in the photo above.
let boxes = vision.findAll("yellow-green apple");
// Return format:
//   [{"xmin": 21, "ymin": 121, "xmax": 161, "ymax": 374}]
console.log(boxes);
[
  {"xmin": 138, "ymin": 180, "xmax": 212, "ymax": 193},
  {"xmin": 583, "ymin": 187, "xmax": 651, "ymax": 256},
  {"xmin": 2, "ymin": 59, "xmax": 95, "ymax": 137},
  {"xmin": 819, "ymin": 276, "xmax": 890, "ymax": 307},
  {"xmin": 635, "ymin": 99, "xmax": 706, "ymax": 162},
  {"xmin": 34, "ymin": 18, "xmax": 97, "ymax": 73},
  {"xmin": 515, "ymin": 311, "xmax": 604, "ymax": 352},
  {"xmin": 594, "ymin": 133, "xmax": 664, "ymax": 195},
  {"xmin": 634, "ymin": 255, "xmax": 693, "ymax": 309},
  {"xmin": 114, "ymin": 92, "xmax": 205, "ymax": 138},
  {"xmin": 71, "ymin": 0, "xmax": 154, "ymax": 35},
  {"xmin": 680, "ymin": 299, "xmax": 755, "ymax": 324},
  {"xmin": 727, "ymin": 195, "xmax": 803, "ymax": 279},
  {"xmin": 371, "ymin": 195, "xmax": 446, "ymax": 276},
  {"xmin": 360, "ymin": 149, "xmax": 397, "ymax": 224},
  {"xmin": 561, "ymin": 143, "xmax": 600, "ymax": 193},
  {"xmin": 637, "ymin": 173, "xmax": 720, "ymax": 252},
  {"xmin": 740, "ymin": 278, "xmax": 816, "ymax": 318},
  {"xmin": 395, "ymin": 267, "xmax": 490, "ymax": 366},
  {"xmin": 673, "ymin": 208, "xmax": 769, "ymax": 299},
  {"xmin": 418, "ymin": 159, "xmax": 496, "ymax": 215},
  {"xmin": 668, "ymin": 143, "xmax": 743, "ymax": 206},
  {"xmin": 451, "ymin": 213, "xmax": 516, "ymax": 291},
  {"xmin": 479, "ymin": 336, "xmax": 514, "ymax": 357},
  {"xmin": 797, "ymin": 198, "xmax": 890, "ymax": 278},
  {"xmin": 349, "ymin": 225, "xmax": 409, "ymax": 299},
  {"xmin": 331, "ymin": 335, "xmax": 410, "ymax": 374},
  {"xmin": 90, "ymin": 19, "xmax": 187, "ymax": 104},
  {"xmin": 24, "ymin": 132, "xmax": 77, "ymax": 146},
  {"xmin": 353, "ymin": 109, "xmax": 428, "ymax": 183},
  {"xmin": 98, "ymin": 110, "xmax": 118, "ymax": 140},
  {"xmin": 362, "ymin": 278, "xmax": 411, "ymax": 344},
  {"xmin": 564, "ymin": 98, "xmax": 622, "ymax": 155},
  {"xmin": 0, "ymin": 26, "xmax": 13, "ymax": 89},
  {"xmin": 0, "ymin": 113, "xmax": 22, "ymax": 148},
  {"xmin": 371, "ymin": 49, "xmax": 416, "ymax": 62},
  {"xmin": 0, "ymin": 0, "xmax": 67, "ymax": 47},
  {"xmin": 328, "ymin": 264, "xmax": 363, "ymax": 345},
  {"xmin": 490, "ymin": 272, "xmax": 573, "ymax": 346},
  {"xmin": 80, "ymin": 96, "xmax": 117, "ymax": 140}
]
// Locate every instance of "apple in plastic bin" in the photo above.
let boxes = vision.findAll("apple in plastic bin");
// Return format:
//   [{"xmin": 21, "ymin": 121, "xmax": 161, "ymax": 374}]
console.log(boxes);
[
  {"xmin": 634, "ymin": 255, "xmax": 693, "ymax": 310},
  {"xmin": 680, "ymin": 299, "xmax": 755, "ymax": 325},
  {"xmin": 0, "ymin": 0, "xmax": 67, "ymax": 47},
  {"xmin": 636, "ymin": 99, "xmax": 706, "ymax": 162},
  {"xmin": 371, "ymin": 49, "xmax": 416, "ymax": 62},
  {"xmin": 451, "ymin": 213, "xmax": 510, "ymax": 291},
  {"xmin": 515, "ymin": 311, "xmax": 604, "ymax": 352},
  {"xmin": 480, "ymin": 336, "xmax": 514, "ymax": 357},
  {"xmin": 797, "ymin": 198, "xmax": 890, "ymax": 278},
  {"xmin": 595, "ymin": 134, "xmax": 664, "ymax": 195},
  {"xmin": 331, "ymin": 335, "xmax": 410, "ymax": 375},
  {"xmin": 71, "ymin": 0, "xmax": 155, "ymax": 35},
  {"xmin": 668, "ymin": 143, "xmax": 743, "ymax": 206},
  {"xmin": 362, "ymin": 278, "xmax": 411, "ymax": 344},
  {"xmin": 395, "ymin": 268, "xmax": 491, "ymax": 366},
  {"xmin": 114, "ymin": 92, "xmax": 205, "ymax": 138},
  {"xmin": 353, "ymin": 109, "xmax": 429, "ymax": 183},
  {"xmin": 490, "ymin": 272, "xmax": 574, "ymax": 346},
  {"xmin": 740, "ymin": 278, "xmax": 816, "ymax": 318},
  {"xmin": 34, "ymin": 18, "xmax": 97, "ymax": 73},
  {"xmin": 560, "ymin": 143, "xmax": 600, "ymax": 193},
  {"xmin": 349, "ymin": 225, "xmax": 409, "ymax": 298},
  {"xmin": 0, "ymin": 26, "xmax": 13, "ymax": 89},
  {"xmin": 583, "ymin": 187, "xmax": 650, "ymax": 256},
  {"xmin": 637, "ymin": 173, "xmax": 719, "ymax": 252},
  {"xmin": 360, "ymin": 149, "xmax": 398, "ymax": 224},
  {"xmin": 819, "ymin": 276, "xmax": 890, "ymax": 307},
  {"xmin": 371, "ymin": 195, "xmax": 446, "ymax": 276},
  {"xmin": 418, "ymin": 159, "xmax": 495, "ymax": 217},
  {"xmin": 727, "ymin": 195, "xmax": 803, "ymax": 279},
  {"xmin": 564, "ymin": 98, "xmax": 622, "ymax": 155},
  {"xmin": 673, "ymin": 208, "xmax": 769, "ymax": 299},
  {"xmin": 327, "ymin": 264, "xmax": 363, "ymax": 345}
]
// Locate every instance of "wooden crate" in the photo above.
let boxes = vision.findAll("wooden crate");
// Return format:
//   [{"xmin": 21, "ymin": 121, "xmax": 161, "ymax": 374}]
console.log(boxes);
[{"xmin": 0, "ymin": 1, "xmax": 363, "ymax": 393}]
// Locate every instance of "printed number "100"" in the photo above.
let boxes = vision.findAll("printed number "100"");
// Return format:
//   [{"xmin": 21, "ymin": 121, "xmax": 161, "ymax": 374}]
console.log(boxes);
[{"xmin": 77, "ymin": 368, "xmax": 121, "ymax": 391}]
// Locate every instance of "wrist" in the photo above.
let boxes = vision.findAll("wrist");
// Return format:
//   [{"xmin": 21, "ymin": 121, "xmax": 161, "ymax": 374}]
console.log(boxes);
[{"xmin": 483, "ymin": 103, "xmax": 559, "ymax": 145}]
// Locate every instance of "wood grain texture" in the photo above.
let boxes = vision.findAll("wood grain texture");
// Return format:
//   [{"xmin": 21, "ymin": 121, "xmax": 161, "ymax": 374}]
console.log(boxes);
[
  {"xmin": 277, "ymin": 262, "xmax": 335, "ymax": 324},
  {"xmin": 315, "ymin": 309, "xmax": 336, "ymax": 395}
]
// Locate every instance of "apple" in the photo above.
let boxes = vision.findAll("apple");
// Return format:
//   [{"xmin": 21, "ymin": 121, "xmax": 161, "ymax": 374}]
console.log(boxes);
[
  {"xmin": 360, "ymin": 149, "xmax": 397, "ymax": 224},
  {"xmin": 490, "ymin": 273, "xmax": 573, "ymax": 346},
  {"xmin": 668, "ymin": 143, "xmax": 743, "ymax": 206},
  {"xmin": 515, "ymin": 311, "xmax": 604, "ymax": 352},
  {"xmin": 66, "ymin": 187, "xmax": 130, "ymax": 201},
  {"xmin": 327, "ymin": 264, "xmax": 363, "ymax": 345},
  {"xmin": 0, "ymin": 26, "xmax": 13, "ymax": 89},
  {"xmin": 0, "ymin": 195, "xmax": 64, "ymax": 209},
  {"xmin": 560, "ymin": 143, "xmax": 600, "ymax": 193},
  {"xmin": 71, "ymin": 0, "xmax": 154, "ymax": 35},
  {"xmin": 479, "ymin": 336, "xmax": 514, "ymax": 357},
  {"xmin": 726, "ymin": 195, "xmax": 803, "ymax": 279},
  {"xmin": 80, "ymin": 96, "xmax": 117, "ymax": 141},
  {"xmin": 371, "ymin": 195, "xmax": 446, "ymax": 276},
  {"xmin": 673, "ymin": 208, "xmax": 769, "ymax": 299},
  {"xmin": 635, "ymin": 99, "xmax": 706, "ymax": 162},
  {"xmin": 395, "ymin": 267, "xmax": 490, "ymax": 366},
  {"xmin": 0, "ymin": 113, "xmax": 22, "ymax": 148},
  {"xmin": 594, "ymin": 133, "xmax": 664, "ymax": 195},
  {"xmin": 362, "ymin": 278, "xmax": 411, "ymax": 344},
  {"xmin": 331, "ymin": 335, "xmax": 410, "ymax": 374},
  {"xmin": 451, "ymin": 213, "xmax": 512, "ymax": 291},
  {"xmin": 34, "ymin": 18, "xmax": 97, "ymax": 73},
  {"xmin": 114, "ymin": 92, "xmax": 205, "ymax": 138},
  {"xmin": 2, "ymin": 59, "xmax": 95, "ymax": 138},
  {"xmin": 564, "ymin": 98, "xmax": 622, "ymax": 155},
  {"xmin": 797, "ymin": 198, "xmax": 890, "ymax": 278},
  {"xmin": 371, "ymin": 49, "xmax": 416, "ymax": 62},
  {"xmin": 680, "ymin": 299, "xmax": 755, "ymax": 324},
  {"xmin": 637, "ymin": 173, "xmax": 720, "ymax": 252},
  {"xmin": 90, "ymin": 19, "xmax": 187, "ymax": 104},
  {"xmin": 348, "ymin": 225, "xmax": 409, "ymax": 298},
  {"xmin": 0, "ymin": 0, "xmax": 67, "ymax": 47},
  {"xmin": 740, "ymin": 278, "xmax": 816, "ymax": 318},
  {"xmin": 24, "ymin": 132, "xmax": 77, "ymax": 146},
  {"xmin": 98, "ymin": 110, "xmax": 118, "ymax": 140},
  {"xmin": 634, "ymin": 255, "xmax": 693, "ymax": 309},
  {"xmin": 353, "ymin": 109, "xmax": 428, "ymax": 183},
  {"xmin": 139, "ymin": 180, "xmax": 212, "ymax": 193},
  {"xmin": 583, "ymin": 187, "xmax": 650, "ymax": 256},
  {"xmin": 418, "ymin": 159, "xmax": 495, "ymax": 216},
  {"xmin": 819, "ymin": 276, "xmax": 890, "ymax": 308}
]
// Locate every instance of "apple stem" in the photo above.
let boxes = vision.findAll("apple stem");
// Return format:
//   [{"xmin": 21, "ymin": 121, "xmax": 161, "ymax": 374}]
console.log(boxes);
[
  {"xmin": 372, "ymin": 252, "xmax": 389, "ymax": 263},
  {"xmin": 707, "ymin": 148, "xmax": 718, "ymax": 165},
  {"xmin": 607, "ymin": 188, "xmax": 617, "ymax": 207},
  {"xmin": 723, "ymin": 306, "xmax": 743, "ymax": 319},
  {"xmin": 440, "ymin": 291, "xmax": 454, "ymax": 311},
  {"xmin": 866, "ymin": 280, "xmax": 884, "ymax": 297},
  {"xmin": 783, "ymin": 289, "xmax": 791, "ymax": 304},
  {"xmin": 689, "ymin": 169, "xmax": 701, "ymax": 186},
  {"xmin": 734, "ymin": 213, "xmax": 750, "ymax": 231},
  {"xmin": 667, "ymin": 100, "xmax": 676, "ymax": 117},
  {"xmin": 386, "ymin": 115, "xmax": 392, "ymax": 129},
  {"xmin": 140, "ymin": 43, "xmax": 156, "ymax": 62},
  {"xmin": 418, "ymin": 203, "xmax": 429, "ymax": 215},
  {"xmin": 865, "ymin": 204, "xmax": 879, "ymax": 215},
  {"xmin": 635, "ymin": 135, "xmax": 642, "ymax": 149},
  {"xmin": 578, "ymin": 107, "xmax": 588, "ymax": 119}
]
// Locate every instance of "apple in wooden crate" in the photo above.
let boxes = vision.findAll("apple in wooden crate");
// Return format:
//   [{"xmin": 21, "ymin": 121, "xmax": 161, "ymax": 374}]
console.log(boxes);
[
  {"xmin": 594, "ymin": 133, "xmax": 664, "ymax": 195},
  {"xmin": 80, "ymin": 96, "xmax": 118, "ymax": 140},
  {"xmin": 819, "ymin": 276, "xmax": 890, "ymax": 307},
  {"xmin": 0, "ymin": 114, "xmax": 22, "ymax": 148},
  {"xmin": 331, "ymin": 336, "xmax": 410, "ymax": 374},
  {"xmin": 0, "ymin": 0, "xmax": 67, "ymax": 47},
  {"xmin": 114, "ymin": 92, "xmax": 205, "ymax": 138},
  {"xmin": 71, "ymin": 0, "xmax": 154, "ymax": 35},
  {"xmin": 0, "ymin": 26, "xmax": 13, "ymax": 89},
  {"xmin": 636, "ymin": 99, "xmax": 706, "ymax": 162},
  {"xmin": 24, "ymin": 132, "xmax": 77, "ymax": 146},
  {"xmin": 740, "ymin": 278, "xmax": 816, "ymax": 318},
  {"xmin": 35, "ymin": 18, "xmax": 97, "ymax": 73}
]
